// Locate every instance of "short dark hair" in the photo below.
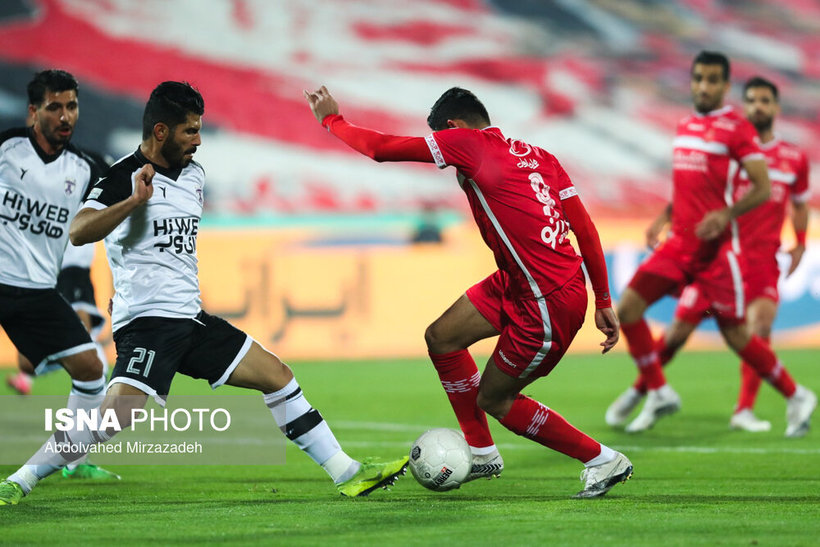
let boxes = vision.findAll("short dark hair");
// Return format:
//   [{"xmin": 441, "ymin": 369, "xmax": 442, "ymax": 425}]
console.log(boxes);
[
  {"xmin": 142, "ymin": 81, "xmax": 204, "ymax": 140},
  {"xmin": 691, "ymin": 50, "xmax": 730, "ymax": 81},
  {"xmin": 743, "ymin": 76, "xmax": 778, "ymax": 101},
  {"xmin": 27, "ymin": 69, "xmax": 79, "ymax": 106},
  {"xmin": 427, "ymin": 87, "xmax": 491, "ymax": 131}
]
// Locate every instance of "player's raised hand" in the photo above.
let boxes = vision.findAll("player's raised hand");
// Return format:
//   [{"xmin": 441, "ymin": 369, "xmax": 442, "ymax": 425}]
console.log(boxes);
[
  {"xmin": 695, "ymin": 207, "xmax": 730, "ymax": 240},
  {"xmin": 595, "ymin": 307, "xmax": 619, "ymax": 354},
  {"xmin": 303, "ymin": 85, "xmax": 339, "ymax": 123},
  {"xmin": 131, "ymin": 163, "xmax": 154, "ymax": 205}
]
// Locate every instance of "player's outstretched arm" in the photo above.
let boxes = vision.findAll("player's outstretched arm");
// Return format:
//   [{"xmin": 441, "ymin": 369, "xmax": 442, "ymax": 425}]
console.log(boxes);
[
  {"xmin": 562, "ymin": 195, "xmax": 619, "ymax": 353},
  {"xmin": 70, "ymin": 164, "xmax": 154, "ymax": 245},
  {"xmin": 303, "ymin": 85, "xmax": 433, "ymax": 163}
]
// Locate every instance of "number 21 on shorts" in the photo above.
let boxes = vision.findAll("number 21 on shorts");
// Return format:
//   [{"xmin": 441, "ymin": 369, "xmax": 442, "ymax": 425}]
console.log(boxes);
[{"xmin": 126, "ymin": 347, "xmax": 156, "ymax": 377}]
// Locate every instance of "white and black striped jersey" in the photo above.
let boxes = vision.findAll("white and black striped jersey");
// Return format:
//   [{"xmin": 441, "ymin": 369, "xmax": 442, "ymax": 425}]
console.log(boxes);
[
  {"xmin": 82, "ymin": 148, "xmax": 205, "ymax": 332},
  {"xmin": 0, "ymin": 127, "xmax": 100, "ymax": 288}
]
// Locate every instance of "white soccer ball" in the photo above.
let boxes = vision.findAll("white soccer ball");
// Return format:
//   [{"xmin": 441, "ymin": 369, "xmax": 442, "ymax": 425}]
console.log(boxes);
[{"xmin": 408, "ymin": 428, "xmax": 471, "ymax": 491}]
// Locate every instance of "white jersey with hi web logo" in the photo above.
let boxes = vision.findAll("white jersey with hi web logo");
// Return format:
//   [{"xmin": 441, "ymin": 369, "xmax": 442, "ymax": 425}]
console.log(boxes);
[
  {"xmin": 82, "ymin": 149, "xmax": 204, "ymax": 332},
  {"xmin": 0, "ymin": 127, "xmax": 96, "ymax": 288}
]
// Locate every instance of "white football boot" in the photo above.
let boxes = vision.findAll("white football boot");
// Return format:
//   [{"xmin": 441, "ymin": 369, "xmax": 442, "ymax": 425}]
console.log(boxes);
[
  {"xmin": 729, "ymin": 409, "xmax": 771, "ymax": 432},
  {"xmin": 605, "ymin": 387, "xmax": 645, "ymax": 427},
  {"xmin": 785, "ymin": 385, "xmax": 817, "ymax": 438},
  {"xmin": 574, "ymin": 452, "xmax": 633, "ymax": 499},
  {"xmin": 625, "ymin": 385, "xmax": 681, "ymax": 433}
]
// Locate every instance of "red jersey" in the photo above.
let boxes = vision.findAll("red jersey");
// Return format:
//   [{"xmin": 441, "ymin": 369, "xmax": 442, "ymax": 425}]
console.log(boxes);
[
  {"xmin": 670, "ymin": 105, "xmax": 763, "ymax": 254},
  {"xmin": 735, "ymin": 137, "xmax": 810, "ymax": 259},
  {"xmin": 426, "ymin": 127, "xmax": 583, "ymax": 300}
]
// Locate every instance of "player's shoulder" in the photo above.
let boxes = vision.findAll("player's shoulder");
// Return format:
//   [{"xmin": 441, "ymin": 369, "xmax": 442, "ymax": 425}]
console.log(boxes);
[
  {"xmin": 187, "ymin": 159, "xmax": 206, "ymax": 178},
  {"xmin": 0, "ymin": 127, "xmax": 28, "ymax": 148},
  {"xmin": 711, "ymin": 106, "xmax": 752, "ymax": 132},
  {"xmin": 100, "ymin": 151, "xmax": 143, "ymax": 184},
  {"xmin": 772, "ymin": 139, "xmax": 806, "ymax": 161}
]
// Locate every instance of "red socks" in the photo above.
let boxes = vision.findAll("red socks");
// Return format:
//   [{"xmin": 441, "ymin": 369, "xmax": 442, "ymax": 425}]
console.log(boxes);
[
  {"xmin": 735, "ymin": 336, "xmax": 765, "ymax": 411},
  {"xmin": 499, "ymin": 394, "xmax": 601, "ymax": 463},
  {"xmin": 738, "ymin": 335, "xmax": 796, "ymax": 398},
  {"xmin": 621, "ymin": 320, "xmax": 666, "ymax": 390},
  {"xmin": 429, "ymin": 350, "xmax": 494, "ymax": 449}
]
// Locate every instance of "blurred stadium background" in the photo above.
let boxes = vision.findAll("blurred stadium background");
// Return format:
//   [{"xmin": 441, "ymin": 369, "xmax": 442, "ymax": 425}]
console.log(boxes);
[{"xmin": 1, "ymin": 0, "xmax": 818, "ymax": 364}]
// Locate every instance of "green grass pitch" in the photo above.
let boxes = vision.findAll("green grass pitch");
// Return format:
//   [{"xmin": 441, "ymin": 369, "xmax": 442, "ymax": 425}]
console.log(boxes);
[{"xmin": 0, "ymin": 349, "xmax": 818, "ymax": 545}]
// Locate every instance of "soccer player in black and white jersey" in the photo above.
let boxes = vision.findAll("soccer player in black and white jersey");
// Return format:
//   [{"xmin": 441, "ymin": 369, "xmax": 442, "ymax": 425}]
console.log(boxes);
[
  {"xmin": 0, "ymin": 81, "xmax": 408, "ymax": 505},
  {"xmin": 0, "ymin": 70, "xmax": 118, "ymax": 487},
  {"xmin": 8, "ymin": 239, "xmax": 110, "ymax": 396}
]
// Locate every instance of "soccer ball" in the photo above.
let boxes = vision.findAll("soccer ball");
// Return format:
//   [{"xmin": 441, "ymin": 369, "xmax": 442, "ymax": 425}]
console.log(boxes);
[{"xmin": 408, "ymin": 428, "xmax": 471, "ymax": 491}]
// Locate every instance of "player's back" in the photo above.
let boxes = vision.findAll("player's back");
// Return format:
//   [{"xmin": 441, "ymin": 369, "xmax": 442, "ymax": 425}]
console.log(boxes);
[
  {"xmin": 428, "ymin": 127, "xmax": 583, "ymax": 299},
  {"xmin": 670, "ymin": 106, "xmax": 761, "ymax": 250}
]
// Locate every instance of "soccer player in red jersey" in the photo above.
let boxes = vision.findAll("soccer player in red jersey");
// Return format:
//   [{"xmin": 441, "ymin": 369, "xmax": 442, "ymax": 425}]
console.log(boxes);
[
  {"xmin": 613, "ymin": 52, "xmax": 816, "ymax": 435},
  {"xmin": 607, "ymin": 76, "xmax": 811, "ymax": 434},
  {"xmin": 304, "ymin": 85, "xmax": 632, "ymax": 498}
]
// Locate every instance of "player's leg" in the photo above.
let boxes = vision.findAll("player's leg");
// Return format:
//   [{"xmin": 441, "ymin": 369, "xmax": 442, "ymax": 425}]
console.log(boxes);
[
  {"xmin": 708, "ymin": 247, "xmax": 815, "ymax": 437},
  {"xmin": 618, "ymin": 269, "xmax": 683, "ymax": 433},
  {"xmin": 477, "ymin": 272, "xmax": 631, "ymax": 498},
  {"xmin": 729, "ymin": 296, "xmax": 776, "ymax": 432},
  {"xmin": 188, "ymin": 312, "xmax": 407, "ymax": 497},
  {"xmin": 607, "ymin": 315, "xmax": 698, "ymax": 427},
  {"xmin": 609, "ymin": 282, "xmax": 706, "ymax": 426},
  {"xmin": 6, "ymin": 352, "xmax": 35, "ymax": 395},
  {"xmin": 1, "ymin": 383, "xmax": 145, "ymax": 505},
  {"xmin": 425, "ymin": 273, "xmax": 501, "ymax": 463},
  {"xmin": 719, "ymin": 320, "xmax": 816, "ymax": 437}
]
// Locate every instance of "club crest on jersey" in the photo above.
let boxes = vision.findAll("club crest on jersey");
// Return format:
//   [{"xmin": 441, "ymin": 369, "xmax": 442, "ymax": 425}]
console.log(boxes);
[
  {"xmin": 508, "ymin": 140, "xmax": 532, "ymax": 157},
  {"xmin": 64, "ymin": 178, "xmax": 76, "ymax": 195}
]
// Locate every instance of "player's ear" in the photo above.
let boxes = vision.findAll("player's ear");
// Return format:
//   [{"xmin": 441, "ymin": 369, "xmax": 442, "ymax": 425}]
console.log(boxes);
[
  {"xmin": 447, "ymin": 119, "xmax": 457, "ymax": 129},
  {"xmin": 153, "ymin": 123, "xmax": 168, "ymax": 142}
]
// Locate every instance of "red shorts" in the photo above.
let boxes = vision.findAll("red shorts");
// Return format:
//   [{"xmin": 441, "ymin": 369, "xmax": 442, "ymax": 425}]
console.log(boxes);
[
  {"xmin": 466, "ymin": 267, "xmax": 587, "ymax": 380},
  {"xmin": 744, "ymin": 252, "xmax": 780, "ymax": 304},
  {"xmin": 629, "ymin": 236, "xmax": 746, "ymax": 325},
  {"xmin": 673, "ymin": 283, "xmax": 711, "ymax": 324},
  {"xmin": 672, "ymin": 249, "xmax": 780, "ymax": 323}
]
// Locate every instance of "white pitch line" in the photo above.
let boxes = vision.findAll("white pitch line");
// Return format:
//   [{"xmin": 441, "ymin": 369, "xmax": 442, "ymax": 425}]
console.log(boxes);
[
  {"xmin": 339, "ymin": 440, "xmax": 820, "ymax": 455},
  {"xmin": 330, "ymin": 420, "xmax": 820, "ymax": 455}
]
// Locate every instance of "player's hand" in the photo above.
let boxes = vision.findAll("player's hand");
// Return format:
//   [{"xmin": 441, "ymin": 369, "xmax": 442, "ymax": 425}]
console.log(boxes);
[
  {"xmin": 131, "ymin": 164, "xmax": 154, "ymax": 205},
  {"xmin": 595, "ymin": 307, "xmax": 620, "ymax": 354},
  {"xmin": 303, "ymin": 85, "xmax": 339, "ymax": 123},
  {"xmin": 645, "ymin": 215, "xmax": 667, "ymax": 249},
  {"xmin": 695, "ymin": 208, "xmax": 731, "ymax": 240},
  {"xmin": 786, "ymin": 244, "xmax": 806, "ymax": 277}
]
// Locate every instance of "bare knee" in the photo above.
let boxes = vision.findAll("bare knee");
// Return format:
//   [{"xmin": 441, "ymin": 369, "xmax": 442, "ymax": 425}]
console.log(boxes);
[
  {"xmin": 753, "ymin": 324, "xmax": 772, "ymax": 340},
  {"xmin": 425, "ymin": 321, "xmax": 459, "ymax": 354},
  {"xmin": 476, "ymin": 390, "xmax": 514, "ymax": 421},
  {"xmin": 62, "ymin": 350, "xmax": 104, "ymax": 381},
  {"xmin": 719, "ymin": 322, "xmax": 750, "ymax": 352},
  {"xmin": 617, "ymin": 289, "xmax": 646, "ymax": 325},
  {"xmin": 226, "ymin": 343, "xmax": 294, "ymax": 393}
]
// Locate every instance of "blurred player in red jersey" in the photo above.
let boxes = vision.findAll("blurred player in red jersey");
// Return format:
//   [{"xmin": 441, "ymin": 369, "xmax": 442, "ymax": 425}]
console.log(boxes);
[
  {"xmin": 613, "ymin": 52, "xmax": 816, "ymax": 436},
  {"xmin": 305, "ymin": 85, "xmax": 632, "ymax": 498},
  {"xmin": 606, "ymin": 76, "xmax": 811, "ymax": 434}
]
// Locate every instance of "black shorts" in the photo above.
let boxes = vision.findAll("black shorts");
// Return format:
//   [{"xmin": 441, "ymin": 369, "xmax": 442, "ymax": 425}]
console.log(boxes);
[
  {"xmin": 56, "ymin": 267, "xmax": 105, "ymax": 336},
  {"xmin": 110, "ymin": 310, "xmax": 251, "ymax": 404},
  {"xmin": 0, "ymin": 282, "xmax": 95, "ymax": 373}
]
